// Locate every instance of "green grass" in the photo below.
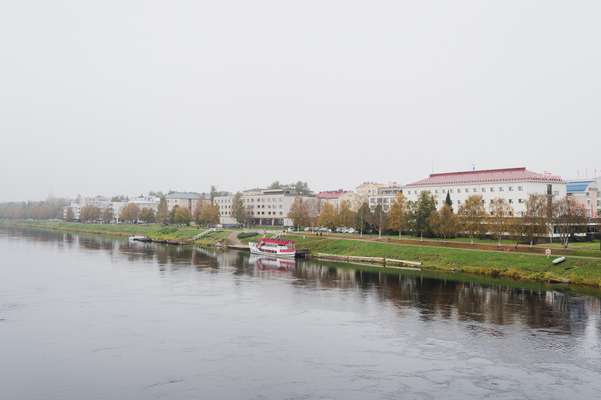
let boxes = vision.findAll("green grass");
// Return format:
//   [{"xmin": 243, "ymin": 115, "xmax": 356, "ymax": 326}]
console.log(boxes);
[{"xmin": 286, "ymin": 235, "xmax": 601, "ymax": 287}]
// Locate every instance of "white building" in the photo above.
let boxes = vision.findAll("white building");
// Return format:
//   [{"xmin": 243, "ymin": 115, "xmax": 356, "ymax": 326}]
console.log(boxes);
[
  {"xmin": 215, "ymin": 189, "xmax": 319, "ymax": 226},
  {"xmin": 403, "ymin": 167, "xmax": 566, "ymax": 216},
  {"xmin": 368, "ymin": 183, "xmax": 403, "ymax": 212},
  {"xmin": 165, "ymin": 192, "xmax": 208, "ymax": 213},
  {"xmin": 64, "ymin": 195, "xmax": 112, "ymax": 220}
]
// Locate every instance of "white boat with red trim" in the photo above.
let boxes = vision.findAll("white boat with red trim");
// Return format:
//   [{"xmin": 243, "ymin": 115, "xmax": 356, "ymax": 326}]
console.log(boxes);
[{"xmin": 248, "ymin": 238, "xmax": 296, "ymax": 258}]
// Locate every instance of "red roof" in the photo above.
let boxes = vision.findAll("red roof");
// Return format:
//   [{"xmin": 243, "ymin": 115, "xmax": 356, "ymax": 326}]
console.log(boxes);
[
  {"xmin": 259, "ymin": 238, "xmax": 294, "ymax": 245},
  {"xmin": 317, "ymin": 190, "xmax": 348, "ymax": 199},
  {"xmin": 406, "ymin": 167, "xmax": 564, "ymax": 187}
]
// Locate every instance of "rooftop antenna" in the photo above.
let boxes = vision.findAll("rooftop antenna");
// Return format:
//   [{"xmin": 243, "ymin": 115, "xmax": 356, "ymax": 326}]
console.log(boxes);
[{"xmin": 472, "ymin": 163, "xmax": 476, "ymax": 171}]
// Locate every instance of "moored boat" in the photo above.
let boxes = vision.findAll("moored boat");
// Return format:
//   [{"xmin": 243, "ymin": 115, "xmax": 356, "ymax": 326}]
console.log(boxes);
[{"xmin": 249, "ymin": 238, "xmax": 296, "ymax": 258}]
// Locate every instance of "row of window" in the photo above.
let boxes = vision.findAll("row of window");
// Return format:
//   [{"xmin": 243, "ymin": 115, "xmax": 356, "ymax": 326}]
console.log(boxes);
[{"xmin": 406, "ymin": 186, "xmax": 524, "ymax": 196}]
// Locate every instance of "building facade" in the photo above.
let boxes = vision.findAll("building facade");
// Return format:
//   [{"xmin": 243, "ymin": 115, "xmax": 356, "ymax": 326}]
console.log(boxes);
[
  {"xmin": 567, "ymin": 180, "xmax": 599, "ymax": 218},
  {"xmin": 404, "ymin": 167, "xmax": 566, "ymax": 216},
  {"xmin": 368, "ymin": 183, "xmax": 403, "ymax": 212},
  {"xmin": 215, "ymin": 189, "xmax": 318, "ymax": 226},
  {"xmin": 165, "ymin": 192, "xmax": 208, "ymax": 213}
]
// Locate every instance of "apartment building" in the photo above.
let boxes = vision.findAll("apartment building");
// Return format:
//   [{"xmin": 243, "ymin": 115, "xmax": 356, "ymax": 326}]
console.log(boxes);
[
  {"xmin": 404, "ymin": 167, "xmax": 566, "ymax": 216},
  {"xmin": 215, "ymin": 189, "xmax": 318, "ymax": 226},
  {"xmin": 567, "ymin": 180, "xmax": 599, "ymax": 218},
  {"xmin": 368, "ymin": 183, "xmax": 403, "ymax": 212},
  {"xmin": 165, "ymin": 192, "xmax": 208, "ymax": 213}
]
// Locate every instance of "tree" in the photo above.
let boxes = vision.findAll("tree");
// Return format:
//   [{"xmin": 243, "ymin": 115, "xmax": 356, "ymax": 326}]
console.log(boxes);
[
  {"xmin": 193, "ymin": 203, "xmax": 204, "ymax": 226},
  {"xmin": 553, "ymin": 197, "xmax": 587, "ymax": 248},
  {"xmin": 355, "ymin": 202, "xmax": 373, "ymax": 236},
  {"xmin": 102, "ymin": 207, "xmax": 114, "ymax": 224},
  {"xmin": 120, "ymin": 203, "xmax": 140, "ymax": 224},
  {"xmin": 200, "ymin": 204, "xmax": 220, "ymax": 226},
  {"xmin": 139, "ymin": 208, "xmax": 156, "ymax": 223},
  {"xmin": 373, "ymin": 204, "xmax": 388, "ymax": 238},
  {"xmin": 173, "ymin": 206, "xmax": 192, "ymax": 225},
  {"xmin": 268, "ymin": 181, "xmax": 282, "ymax": 189},
  {"xmin": 521, "ymin": 194, "xmax": 550, "ymax": 246},
  {"xmin": 336, "ymin": 200, "xmax": 356, "ymax": 228},
  {"xmin": 489, "ymin": 198, "xmax": 513, "ymax": 246},
  {"xmin": 80, "ymin": 206, "xmax": 101, "ymax": 223},
  {"xmin": 414, "ymin": 192, "xmax": 436, "ymax": 238},
  {"xmin": 156, "ymin": 197, "xmax": 169, "ymax": 225},
  {"xmin": 231, "ymin": 192, "xmax": 248, "ymax": 225},
  {"xmin": 65, "ymin": 207, "xmax": 75, "ymax": 221},
  {"xmin": 288, "ymin": 197, "xmax": 311, "ymax": 228},
  {"xmin": 388, "ymin": 192, "xmax": 408, "ymax": 239},
  {"xmin": 318, "ymin": 202, "xmax": 337, "ymax": 229},
  {"xmin": 294, "ymin": 181, "xmax": 312, "ymax": 195},
  {"xmin": 428, "ymin": 204, "xmax": 458, "ymax": 239},
  {"xmin": 458, "ymin": 195, "xmax": 486, "ymax": 244},
  {"xmin": 445, "ymin": 192, "xmax": 453, "ymax": 210}
]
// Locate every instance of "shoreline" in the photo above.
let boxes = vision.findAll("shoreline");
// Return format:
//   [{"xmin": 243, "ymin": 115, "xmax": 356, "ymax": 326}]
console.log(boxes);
[{"xmin": 3, "ymin": 220, "xmax": 601, "ymax": 289}]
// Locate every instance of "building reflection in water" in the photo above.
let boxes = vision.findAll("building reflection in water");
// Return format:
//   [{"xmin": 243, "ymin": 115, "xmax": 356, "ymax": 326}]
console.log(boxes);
[{"xmin": 4, "ymin": 227, "xmax": 601, "ymax": 337}]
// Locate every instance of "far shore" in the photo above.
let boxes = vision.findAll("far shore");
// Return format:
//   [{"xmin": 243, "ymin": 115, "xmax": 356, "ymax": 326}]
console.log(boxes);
[{"xmin": 2, "ymin": 219, "xmax": 601, "ymax": 289}]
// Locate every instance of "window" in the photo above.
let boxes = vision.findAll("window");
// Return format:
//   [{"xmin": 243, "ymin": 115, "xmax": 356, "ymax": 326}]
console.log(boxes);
[
  {"xmin": 482, "ymin": 188, "xmax": 486, "ymax": 193},
  {"xmin": 490, "ymin": 187, "xmax": 494, "ymax": 192},
  {"xmin": 450, "ymin": 189, "xmax": 454, "ymax": 193},
  {"xmin": 499, "ymin": 187, "xmax": 504, "ymax": 192},
  {"xmin": 473, "ymin": 188, "xmax": 477, "ymax": 193},
  {"xmin": 508, "ymin": 199, "xmax": 513, "ymax": 204},
  {"xmin": 518, "ymin": 199, "xmax": 524, "ymax": 203},
  {"xmin": 442, "ymin": 189, "xmax": 446, "ymax": 194},
  {"xmin": 457, "ymin": 189, "xmax": 461, "ymax": 193},
  {"xmin": 508, "ymin": 186, "xmax": 513, "ymax": 191},
  {"xmin": 518, "ymin": 186, "xmax": 523, "ymax": 191}
]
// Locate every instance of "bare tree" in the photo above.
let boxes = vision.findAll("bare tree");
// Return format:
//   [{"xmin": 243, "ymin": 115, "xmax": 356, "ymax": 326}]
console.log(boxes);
[
  {"xmin": 521, "ymin": 194, "xmax": 550, "ymax": 247},
  {"xmin": 553, "ymin": 197, "xmax": 588, "ymax": 248},
  {"xmin": 489, "ymin": 198, "xmax": 514, "ymax": 246},
  {"xmin": 458, "ymin": 195, "xmax": 486, "ymax": 244}
]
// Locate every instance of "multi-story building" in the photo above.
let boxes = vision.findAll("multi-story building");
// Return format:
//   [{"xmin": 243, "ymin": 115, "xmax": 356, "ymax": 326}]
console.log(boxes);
[
  {"xmin": 317, "ymin": 190, "xmax": 348, "ymax": 210},
  {"xmin": 64, "ymin": 195, "xmax": 112, "ymax": 220},
  {"xmin": 368, "ymin": 183, "xmax": 403, "ymax": 212},
  {"xmin": 215, "ymin": 189, "xmax": 318, "ymax": 226},
  {"xmin": 213, "ymin": 194, "xmax": 237, "ymax": 225},
  {"xmin": 403, "ymin": 167, "xmax": 566, "ymax": 216},
  {"xmin": 355, "ymin": 182, "xmax": 386, "ymax": 200},
  {"xmin": 165, "ymin": 192, "xmax": 208, "ymax": 213},
  {"xmin": 567, "ymin": 180, "xmax": 599, "ymax": 218}
]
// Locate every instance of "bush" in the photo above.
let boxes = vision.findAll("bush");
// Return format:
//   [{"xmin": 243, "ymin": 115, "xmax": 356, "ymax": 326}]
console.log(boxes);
[{"xmin": 237, "ymin": 231, "xmax": 258, "ymax": 239}]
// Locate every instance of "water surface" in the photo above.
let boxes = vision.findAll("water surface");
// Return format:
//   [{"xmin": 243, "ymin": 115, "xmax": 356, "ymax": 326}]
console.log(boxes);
[{"xmin": 1, "ymin": 229, "xmax": 600, "ymax": 399}]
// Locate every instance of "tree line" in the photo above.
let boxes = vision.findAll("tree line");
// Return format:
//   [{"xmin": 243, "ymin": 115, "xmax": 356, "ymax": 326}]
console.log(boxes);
[{"xmin": 288, "ymin": 192, "xmax": 589, "ymax": 248}]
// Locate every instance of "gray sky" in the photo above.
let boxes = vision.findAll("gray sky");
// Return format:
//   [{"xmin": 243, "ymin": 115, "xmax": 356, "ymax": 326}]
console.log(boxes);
[{"xmin": 1, "ymin": 0, "xmax": 600, "ymax": 202}]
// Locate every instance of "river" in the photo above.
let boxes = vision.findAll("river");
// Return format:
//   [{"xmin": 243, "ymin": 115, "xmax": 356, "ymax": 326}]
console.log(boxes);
[{"xmin": 1, "ymin": 228, "xmax": 600, "ymax": 399}]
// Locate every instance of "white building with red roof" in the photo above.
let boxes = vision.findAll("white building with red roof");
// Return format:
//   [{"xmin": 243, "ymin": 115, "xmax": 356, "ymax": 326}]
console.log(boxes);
[{"xmin": 403, "ymin": 167, "xmax": 566, "ymax": 216}]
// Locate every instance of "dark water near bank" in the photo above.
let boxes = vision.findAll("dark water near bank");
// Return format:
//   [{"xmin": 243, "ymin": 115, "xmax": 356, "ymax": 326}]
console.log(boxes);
[{"xmin": 1, "ymin": 229, "xmax": 600, "ymax": 400}]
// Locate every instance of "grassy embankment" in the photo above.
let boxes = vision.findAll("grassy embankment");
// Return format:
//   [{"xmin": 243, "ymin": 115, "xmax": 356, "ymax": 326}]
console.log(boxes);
[
  {"xmin": 285, "ymin": 234, "xmax": 601, "ymax": 287},
  {"xmin": 0, "ymin": 220, "xmax": 236, "ymax": 246}
]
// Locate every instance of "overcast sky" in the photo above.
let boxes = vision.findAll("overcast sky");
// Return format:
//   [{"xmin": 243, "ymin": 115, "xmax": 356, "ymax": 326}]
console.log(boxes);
[{"xmin": 1, "ymin": 1, "xmax": 600, "ymax": 201}]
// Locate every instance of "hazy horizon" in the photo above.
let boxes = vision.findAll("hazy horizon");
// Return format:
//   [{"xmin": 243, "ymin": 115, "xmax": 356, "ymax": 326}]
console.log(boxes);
[{"xmin": 2, "ymin": 1, "xmax": 600, "ymax": 202}]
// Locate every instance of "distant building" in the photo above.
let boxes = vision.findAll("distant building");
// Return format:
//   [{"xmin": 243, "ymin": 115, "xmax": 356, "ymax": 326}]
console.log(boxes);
[
  {"xmin": 63, "ymin": 195, "xmax": 112, "ymax": 220},
  {"xmin": 213, "ymin": 194, "xmax": 237, "ymax": 225},
  {"xmin": 404, "ymin": 167, "xmax": 566, "ymax": 216},
  {"xmin": 567, "ymin": 180, "xmax": 598, "ymax": 218},
  {"xmin": 215, "ymin": 189, "xmax": 318, "ymax": 226},
  {"xmin": 317, "ymin": 190, "xmax": 348, "ymax": 210},
  {"xmin": 368, "ymin": 183, "xmax": 403, "ymax": 212},
  {"xmin": 165, "ymin": 192, "xmax": 208, "ymax": 213},
  {"xmin": 355, "ymin": 182, "xmax": 386, "ymax": 199}
]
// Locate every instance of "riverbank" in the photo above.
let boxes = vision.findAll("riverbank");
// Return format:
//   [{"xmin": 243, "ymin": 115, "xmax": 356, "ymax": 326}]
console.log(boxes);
[
  {"xmin": 286, "ymin": 234, "xmax": 601, "ymax": 288},
  {"xmin": 3, "ymin": 220, "xmax": 601, "ymax": 288},
  {"xmin": 0, "ymin": 220, "xmax": 244, "ymax": 247}
]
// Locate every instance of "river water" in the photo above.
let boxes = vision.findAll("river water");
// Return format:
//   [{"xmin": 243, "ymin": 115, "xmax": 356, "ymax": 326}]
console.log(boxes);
[{"xmin": 1, "ymin": 228, "xmax": 600, "ymax": 400}]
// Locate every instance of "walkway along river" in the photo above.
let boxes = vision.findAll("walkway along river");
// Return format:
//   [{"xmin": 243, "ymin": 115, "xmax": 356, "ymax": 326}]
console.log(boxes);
[{"xmin": 1, "ymin": 228, "xmax": 600, "ymax": 399}]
